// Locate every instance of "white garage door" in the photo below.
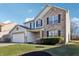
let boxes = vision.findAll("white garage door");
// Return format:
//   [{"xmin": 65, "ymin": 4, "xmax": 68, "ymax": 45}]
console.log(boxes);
[{"xmin": 12, "ymin": 33, "xmax": 25, "ymax": 43}]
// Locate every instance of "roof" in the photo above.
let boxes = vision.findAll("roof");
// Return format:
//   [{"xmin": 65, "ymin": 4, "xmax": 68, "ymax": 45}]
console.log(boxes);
[
  {"xmin": 34, "ymin": 5, "xmax": 51, "ymax": 20},
  {"xmin": 0, "ymin": 23, "xmax": 17, "ymax": 38},
  {"xmin": 49, "ymin": 5, "xmax": 67, "ymax": 12},
  {"xmin": 0, "ymin": 23, "xmax": 5, "ymax": 26},
  {"xmin": 24, "ymin": 5, "xmax": 49, "ymax": 24},
  {"xmin": 34, "ymin": 5, "xmax": 68, "ymax": 21},
  {"xmin": 0, "ymin": 23, "xmax": 16, "ymax": 26},
  {"xmin": 18, "ymin": 25, "xmax": 29, "ymax": 29},
  {"xmin": 0, "ymin": 23, "xmax": 29, "ymax": 38},
  {"xmin": 1, "ymin": 23, "xmax": 17, "ymax": 31},
  {"xmin": 9, "ymin": 25, "xmax": 29, "ymax": 34},
  {"xmin": 24, "ymin": 5, "xmax": 68, "ymax": 24}
]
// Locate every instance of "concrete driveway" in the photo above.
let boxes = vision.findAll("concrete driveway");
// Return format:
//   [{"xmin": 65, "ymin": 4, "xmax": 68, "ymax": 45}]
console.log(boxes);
[{"xmin": 0, "ymin": 43, "xmax": 16, "ymax": 47}]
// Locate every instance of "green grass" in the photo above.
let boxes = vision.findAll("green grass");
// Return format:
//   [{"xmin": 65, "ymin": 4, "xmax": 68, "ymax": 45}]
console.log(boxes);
[
  {"xmin": 0, "ymin": 44, "xmax": 54, "ymax": 56},
  {"xmin": 44, "ymin": 42, "xmax": 79, "ymax": 56},
  {"xmin": 1, "ymin": 41, "xmax": 79, "ymax": 56}
]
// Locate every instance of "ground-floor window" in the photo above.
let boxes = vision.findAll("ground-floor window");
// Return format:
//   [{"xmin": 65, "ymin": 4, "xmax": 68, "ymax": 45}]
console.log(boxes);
[{"xmin": 47, "ymin": 30, "xmax": 61, "ymax": 37}]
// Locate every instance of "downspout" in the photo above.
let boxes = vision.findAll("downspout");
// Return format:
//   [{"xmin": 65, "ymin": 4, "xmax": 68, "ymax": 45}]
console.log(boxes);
[{"xmin": 65, "ymin": 10, "xmax": 70, "ymax": 44}]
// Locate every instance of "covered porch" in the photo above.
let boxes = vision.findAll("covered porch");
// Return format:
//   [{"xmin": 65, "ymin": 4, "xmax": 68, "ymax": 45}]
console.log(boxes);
[{"xmin": 29, "ymin": 29, "xmax": 43, "ymax": 43}]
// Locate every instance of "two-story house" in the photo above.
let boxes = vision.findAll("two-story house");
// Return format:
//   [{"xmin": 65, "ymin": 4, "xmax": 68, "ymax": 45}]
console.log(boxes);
[
  {"xmin": 24, "ymin": 5, "xmax": 70, "ymax": 44},
  {"xmin": 0, "ymin": 5, "xmax": 70, "ymax": 44}
]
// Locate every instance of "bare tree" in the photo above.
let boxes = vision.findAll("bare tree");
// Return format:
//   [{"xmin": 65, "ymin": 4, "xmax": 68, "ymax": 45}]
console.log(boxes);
[{"xmin": 71, "ymin": 21, "xmax": 79, "ymax": 39}]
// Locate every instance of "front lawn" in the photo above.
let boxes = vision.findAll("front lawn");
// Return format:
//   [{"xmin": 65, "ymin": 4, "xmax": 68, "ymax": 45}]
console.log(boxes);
[
  {"xmin": 0, "ymin": 44, "xmax": 55, "ymax": 56},
  {"xmin": 45, "ymin": 41, "xmax": 79, "ymax": 56},
  {"xmin": 0, "ymin": 41, "xmax": 79, "ymax": 56}
]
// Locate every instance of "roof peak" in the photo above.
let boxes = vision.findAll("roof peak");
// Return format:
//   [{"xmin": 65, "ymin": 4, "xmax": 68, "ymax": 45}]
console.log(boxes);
[
  {"xmin": 46, "ymin": 4, "xmax": 67, "ymax": 11},
  {"xmin": 24, "ymin": 4, "xmax": 68, "ymax": 24}
]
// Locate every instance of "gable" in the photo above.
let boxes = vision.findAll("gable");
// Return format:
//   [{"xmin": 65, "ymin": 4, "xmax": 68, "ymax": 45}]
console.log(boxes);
[
  {"xmin": 34, "ymin": 5, "xmax": 67, "ymax": 21},
  {"xmin": 34, "ymin": 6, "xmax": 51, "ymax": 21},
  {"xmin": 10, "ymin": 25, "xmax": 27, "ymax": 34}
]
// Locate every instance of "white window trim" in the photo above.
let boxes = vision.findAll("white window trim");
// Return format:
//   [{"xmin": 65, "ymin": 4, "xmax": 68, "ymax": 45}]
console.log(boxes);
[{"xmin": 35, "ymin": 19, "xmax": 43, "ymax": 28}]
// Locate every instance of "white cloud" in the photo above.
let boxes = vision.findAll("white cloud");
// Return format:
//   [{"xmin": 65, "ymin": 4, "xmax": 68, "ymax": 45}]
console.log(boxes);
[
  {"xmin": 25, "ymin": 17, "xmax": 34, "ymax": 22},
  {"xmin": 71, "ymin": 17, "xmax": 79, "ymax": 22},
  {"xmin": 3, "ymin": 20, "xmax": 11, "ymax": 24}
]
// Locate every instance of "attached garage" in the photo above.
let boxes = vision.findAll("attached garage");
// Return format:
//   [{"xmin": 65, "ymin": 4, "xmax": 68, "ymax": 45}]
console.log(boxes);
[
  {"xmin": 10, "ymin": 25, "xmax": 28, "ymax": 43},
  {"xmin": 12, "ymin": 33, "xmax": 25, "ymax": 43}
]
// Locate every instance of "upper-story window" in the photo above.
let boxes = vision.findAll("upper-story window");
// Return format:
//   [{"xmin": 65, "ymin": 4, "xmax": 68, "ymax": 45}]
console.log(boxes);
[
  {"xmin": 33, "ymin": 22, "xmax": 35, "ymax": 29},
  {"xmin": 36, "ymin": 19, "xmax": 42, "ymax": 27},
  {"xmin": 47, "ymin": 14, "xmax": 61, "ymax": 25},
  {"xmin": 54, "ymin": 15, "xmax": 59, "ymax": 24},
  {"xmin": 30, "ymin": 22, "xmax": 35, "ymax": 29},
  {"xmin": 49, "ymin": 16, "xmax": 54, "ymax": 24}
]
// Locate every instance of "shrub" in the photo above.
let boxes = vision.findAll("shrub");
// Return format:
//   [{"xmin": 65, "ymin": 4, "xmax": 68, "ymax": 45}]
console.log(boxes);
[
  {"xmin": 40, "ymin": 37, "xmax": 64, "ymax": 45},
  {"xmin": 4, "ymin": 38, "xmax": 11, "ymax": 42},
  {"xmin": 2, "ymin": 34, "xmax": 11, "ymax": 42}
]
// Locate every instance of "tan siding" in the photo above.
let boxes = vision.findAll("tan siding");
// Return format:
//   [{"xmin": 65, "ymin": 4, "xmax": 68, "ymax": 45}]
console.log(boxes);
[{"xmin": 1, "ymin": 23, "xmax": 16, "ymax": 31}]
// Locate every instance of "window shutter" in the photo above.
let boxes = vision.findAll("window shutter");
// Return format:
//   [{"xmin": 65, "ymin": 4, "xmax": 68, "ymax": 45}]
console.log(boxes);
[
  {"xmin": 47, "ymin": 17, "xmax": 49, "ymax": 24},
  {"xmin": 41, "ymin": 20, "xmax": 42, "ymax": 26},
  {"xmin": 58, "ymin": 30, "xmax": 61, "ymax": 36},
  {"xmin": 30, "ymin": 23, "xmax": 32, "ymax": 29},
  {"xmin": 47, "ymin": 31, "xmax": 49, "ymax": 37},
  {"xmin": 36, "ymin": 21, "xmax": 38, "ymax": 27},
  {"xmin": 58, "ymin": 14, "xmax": 61, "ymax": 23}
]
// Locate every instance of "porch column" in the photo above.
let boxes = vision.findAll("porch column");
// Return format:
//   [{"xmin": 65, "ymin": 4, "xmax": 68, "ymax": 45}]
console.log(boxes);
[{"xmin": 40, "ymin": 30, "xmax": 43, "ymax": 38}]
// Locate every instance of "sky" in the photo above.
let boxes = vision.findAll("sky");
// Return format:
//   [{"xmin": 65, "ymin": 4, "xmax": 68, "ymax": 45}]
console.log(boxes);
[{"xmin": 0, "ymin": 3, "xmax": 79, "ymax": 24}]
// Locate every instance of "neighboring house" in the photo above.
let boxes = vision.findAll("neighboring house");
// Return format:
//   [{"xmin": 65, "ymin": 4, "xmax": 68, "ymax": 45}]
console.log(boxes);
[
  {"xmin": 0, "ymin": 23, "xmax": 28, "ymax": 43},
  {"xmin": 0, "ymin": 23, "xmax": 17, "ymax": 42},
  {"xmin": 24, "ymin": 5, "xmax": 71, "ymax": 44}
]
